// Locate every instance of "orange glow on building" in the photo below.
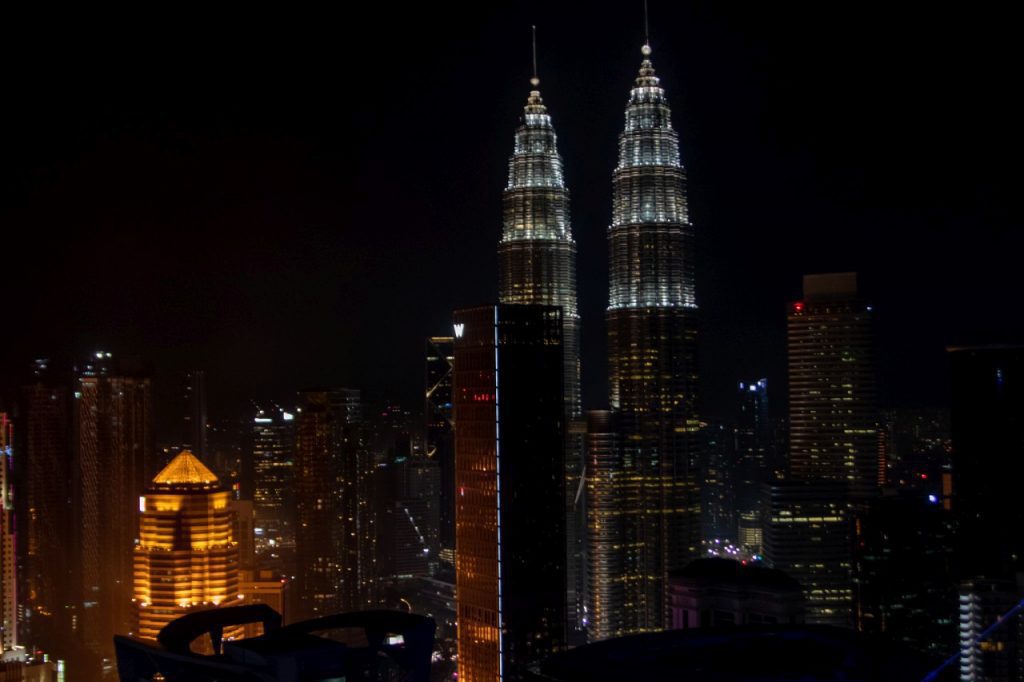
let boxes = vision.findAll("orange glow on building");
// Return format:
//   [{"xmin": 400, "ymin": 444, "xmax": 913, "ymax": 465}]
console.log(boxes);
[{"xmin": 133, "ymin": 450, "xmax": 242, "ymax": 641}]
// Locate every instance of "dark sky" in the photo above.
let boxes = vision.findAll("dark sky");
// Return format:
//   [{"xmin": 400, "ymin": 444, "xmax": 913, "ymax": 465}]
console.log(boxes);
[{"xmin": 2, "ymin": 4, "xmax": 1020, "ymax": 438}]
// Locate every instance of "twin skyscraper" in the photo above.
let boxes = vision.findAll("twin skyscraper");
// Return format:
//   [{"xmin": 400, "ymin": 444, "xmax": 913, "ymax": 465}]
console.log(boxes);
[{"xmin": 454, "ymin": 34, "xmax": 700, "ymax": 681}]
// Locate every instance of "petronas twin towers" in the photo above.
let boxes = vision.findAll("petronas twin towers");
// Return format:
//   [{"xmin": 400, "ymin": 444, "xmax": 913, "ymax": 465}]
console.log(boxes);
[{"xmin": 497, "ymin": 40, "xmax": 700, "ymax": 640}]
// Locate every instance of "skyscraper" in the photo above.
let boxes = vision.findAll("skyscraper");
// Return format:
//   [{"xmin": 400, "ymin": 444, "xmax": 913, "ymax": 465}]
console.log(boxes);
[
  {"xmin": 734, "ymin": 379, "xmax": 770, "ymax": 554},
  {"xmin": 583, "ymin": 410, "xmax": 623, "ymax": 642},
  {"xmin": 763, "ymin": 273, "xmax": 877, "ymax": 627},
  {"xmin": 601, "ymin": 41, "xmax": 700, "ymax": 635},
  {"xmin": 496, "ymin": 59, "xmax": 582, "ymax": 627},
  {"xmin": 454, "ymin": 304, "xmax": 567, "ymax": 681},
  {"xmin": 425, "ymin": 336, "xmax": 455, "ymax": 559},
  {"xmin": 133, "ymin": 450, "xmax": 241, "ymax": 641},
  {"xmin": 1, "ymin": 413, "xmax": 17, "ymax": 651},
  {"xmin": 72, "ymin": 353, "xmax": 154, "ymax": 656},
  {"xmin": 251, "ymin": 404, "xmax": 296, "ymax": 575},
  {"xmin": 294, "ymin": 388, "xmax": 373, "ymax": 620}
]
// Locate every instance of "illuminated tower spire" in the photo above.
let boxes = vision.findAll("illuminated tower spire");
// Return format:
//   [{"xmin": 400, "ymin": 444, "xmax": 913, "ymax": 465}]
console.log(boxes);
[
  {"xmin": 497, "ymin": 26, "xmax": 584, "ymax": 634},
  {"xmin": 595, "ymin": 38, "xmax": 701, "ymax": 638}
]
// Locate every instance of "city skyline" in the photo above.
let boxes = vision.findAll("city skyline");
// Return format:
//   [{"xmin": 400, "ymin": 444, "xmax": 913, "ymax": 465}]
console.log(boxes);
[
  {"xmin": 2, "ymin": 5, "xmax": 1020, "ymax": 434},
  {"xmin": 0, "ymin": 6, "xmax": 1021, "ymax": 681}
]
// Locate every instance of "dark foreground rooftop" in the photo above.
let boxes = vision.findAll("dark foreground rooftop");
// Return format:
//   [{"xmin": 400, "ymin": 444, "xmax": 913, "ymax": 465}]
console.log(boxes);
[{"xmin": 525, "ymin": 626, "xmax": 941, "ymax": 682}]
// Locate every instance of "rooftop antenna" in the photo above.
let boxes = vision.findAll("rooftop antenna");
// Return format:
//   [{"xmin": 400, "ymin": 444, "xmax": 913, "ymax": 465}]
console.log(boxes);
[
  {"xmin": 531, "ymin": 25, "xmax": 540, "ymax": 87},
  {"xmin": 642, "ymin": 0, "xmax": 653, "ymax": 55},
  {"xmin": 644, "ymin": 0, "xmax": 650, "ymax": 46}
]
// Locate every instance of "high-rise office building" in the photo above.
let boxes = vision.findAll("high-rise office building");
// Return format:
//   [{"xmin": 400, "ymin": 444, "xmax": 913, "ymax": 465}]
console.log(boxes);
[
  {"xmin": 425, "ymin": 337, "xmax": 455, "ymax": 560},
  {"xmin": 182, "ymin": 369, "xmax": 208, "ymax": 459},
  {"xmin": 496, "ymin": 69, "xmax": 583, "ymax": 629},
  {"xmin": 251, "ymin": 405, "xmax": 296, "ymax": 575},
  {"xmin": 763, "ymin": 273, "xmax": 878, "ymax": 628},
  {"xmin": 294, "ymin": 389, "xmax": 373, "ymax": 620},
  {"xmin": 787, "ymin": 273, "xmax": 878, "ymax": 494},
  {"xmin": 73, "ymin": 353, "xmax": 154, "ymax": 655},
  {"xmin": 734, "ymin": 379, "xmax": 771, "ymax": 554},
  {"xmin": 762, "ymin": 480, "xmax": 852, "ymax": 627},
  {"xmin": 602, "ymin": 42, "xmax": 700, "ymax": 635},
  {"xmin": 1, "ymin": 414, "xmax": 17, "ymax": 651},
  {"xmin": 454, "ymin": 304, "xmax": 567, "ymax": 681},
  {"xmin": 948, "ymin": 345, "xmax": 1024, "ymax": 580},
  {"xmin": 133, "ymin": 450, "xmax": 241, "ymax": 641}
]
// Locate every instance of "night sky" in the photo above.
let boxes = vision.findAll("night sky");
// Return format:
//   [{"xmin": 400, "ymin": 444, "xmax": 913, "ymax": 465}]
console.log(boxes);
[{"xmin": 2, "ymin": 4, "xmax": 1020, "ymax": 438}]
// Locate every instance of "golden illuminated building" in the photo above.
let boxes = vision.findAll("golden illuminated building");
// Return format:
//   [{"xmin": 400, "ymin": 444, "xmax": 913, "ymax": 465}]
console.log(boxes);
[{"xmin": 133, "ymin": 450, "xmax": 241, "ymax": 641}]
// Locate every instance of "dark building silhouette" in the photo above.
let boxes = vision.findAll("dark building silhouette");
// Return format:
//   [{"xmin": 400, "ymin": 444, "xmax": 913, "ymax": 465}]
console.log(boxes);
[
  {"xmin": 879, "ymin": 408, "xmax": 951, "ymax": 499},
  {"xmin": 454, "ymin": 304, "xmax": 567, "ymax": 681},
  {"xmin": 734, "ymin": 380, "xmax": 771, "ymax": 554},
  {"xmin": 72, "ymin": 353, "xmax": 154, "ymax": 660},
  {"xmin": 294, "ymin": 388, "xmax": 373, "ymax": 620},
  {"xmin": 182, "ymin": 369, "xmax": 208, "ymax": 460},
  {"xmin": 376, "ymin": 454, "xmax": 441, "ymax": 580},
  {"xmin": 853, "ymin": 491, "xmax": 956, "ymax": 656},
  {"xmin": 425, "ymin": 336, "xmax": 455, "ymax": 561},
  {"xmin": 1, "ymin": 414, "xmax": 17, "ymax": 651},
  {"xmin": 700, "ymin": 421, "xmax": 733, "ymax": 544},
  {"xmin": 668, "ymin": 558, "xmax": 804, "ymax": 629},
  {"xmin": 602, "ymin": 41, "xmax": 701, "ymax": 637},
  {"xmin": 949, "ymin": 345, "xmax": 1024, "ymax": 580},
  {"xmin": 19, "ymin": 359, "xmax": 72, "ymax": 653}
]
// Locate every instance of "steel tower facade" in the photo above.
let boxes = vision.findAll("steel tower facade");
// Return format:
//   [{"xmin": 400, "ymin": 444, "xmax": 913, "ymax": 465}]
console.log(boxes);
[
  {"xmin": 497, "ymin": 78, "xmax": 584, "ymax": 629},
  {"xmin": 601, "ymin": 44, "xmax": 700, "ymax": 635}
]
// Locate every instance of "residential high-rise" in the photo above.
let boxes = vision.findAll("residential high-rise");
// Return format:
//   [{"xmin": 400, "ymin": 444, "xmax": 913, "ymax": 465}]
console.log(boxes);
[
  {"xmin": 602, "ymin": 41, "xmax": 700, "ymax": 635},
  {"xmin": 948, "ymin": 345, "xmax": 1024, "ymax": 580},
  {"xmin": 133, "ymin": 450, "xmax": 241, "ymax": 641},
  {"xmin": 496, "ymin": 64, "xmax": 583, "ymax": 629},
  {"xmin": 294, "ymin": 389, "xmax": 373, "ymax": 620},
  {"xmin": 251, "ymin": 405, "xmax": 296, "ymax": 575},
  {"xmin": 1, "ymin": 414, "xmax": 17, "ymax": 651},
  {"xmin": 454, "ymin": 304, "xmax": 567, "ymax": 681},
  {"xmin": 425, "ymin": 336, "xmax": 455, "ymax": 559},
  {"xmin": 182, "ymin": 369, "xmax": 208, "ymax": 459},
  {"xmin": 787, "ymin": 273, "xmax": 878, "ymax": 494}
]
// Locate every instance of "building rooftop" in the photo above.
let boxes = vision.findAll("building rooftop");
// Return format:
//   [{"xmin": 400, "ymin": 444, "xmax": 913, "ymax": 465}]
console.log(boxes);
[
  {"xmin": 526, "ymin": 626, "xmax": 936, "ymax": 681},
  {"xmin": 151, "ymin": 450, "xmax": 219, "ymax": 487},
  {"xmin": 673, "ymin": 558, "xmax": 802, "ymax": 593}
]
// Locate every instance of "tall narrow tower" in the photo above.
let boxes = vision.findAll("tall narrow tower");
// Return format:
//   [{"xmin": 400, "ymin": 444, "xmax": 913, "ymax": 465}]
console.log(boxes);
[
  {"xmin": 497, "ymin": 34, "xmax": 583, "ymax": 630},
  {"xmin": 602, "ymin": 41, "xmax": 700, "ymax": 634}
]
